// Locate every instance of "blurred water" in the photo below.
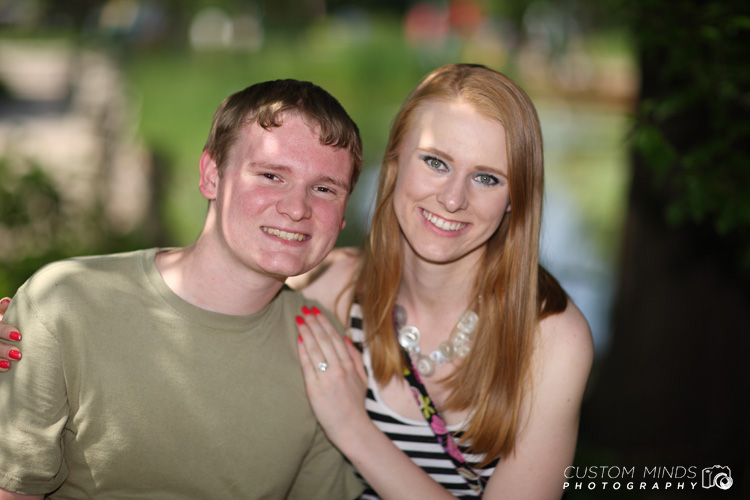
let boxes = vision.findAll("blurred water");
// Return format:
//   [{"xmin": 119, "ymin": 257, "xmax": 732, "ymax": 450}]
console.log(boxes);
[
  {"xmin": 541, "ymin": 188, "xmax": 614, "ymax": 356},
  {"xmin": 539, "ymin": 101, "xmax": 629, "ymax": 357}
]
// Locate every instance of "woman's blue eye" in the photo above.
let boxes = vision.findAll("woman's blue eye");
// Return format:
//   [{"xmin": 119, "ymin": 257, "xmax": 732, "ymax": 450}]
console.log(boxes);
[
  {"xmin": 474, "ymin": 173, "xmax": 499, "ymax": 186},
  {"xmin": 422, "ymin": 155, "xmax": 447, "ymax": 171}
]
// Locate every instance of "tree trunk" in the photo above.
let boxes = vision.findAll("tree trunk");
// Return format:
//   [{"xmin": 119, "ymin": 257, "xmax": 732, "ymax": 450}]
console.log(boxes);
[{"xmin": 579, "ymin": 32, "xmax": 750, "ymax": 499}]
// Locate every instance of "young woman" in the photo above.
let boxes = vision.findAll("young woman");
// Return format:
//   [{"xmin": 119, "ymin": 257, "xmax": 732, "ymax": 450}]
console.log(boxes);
[
  {"xmin": 0, "ymin": 64, "xmax": 592, "ymax": 499},
  {"xmin": 291, "ymin": 63, "xmax": 593, "ymax": 499}
]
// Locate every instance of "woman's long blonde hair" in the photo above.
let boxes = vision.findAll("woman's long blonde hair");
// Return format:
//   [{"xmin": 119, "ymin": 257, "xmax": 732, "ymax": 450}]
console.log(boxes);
[{"xmin": 353, "ymin": 64, "xmax": 566, "ymax": 465}]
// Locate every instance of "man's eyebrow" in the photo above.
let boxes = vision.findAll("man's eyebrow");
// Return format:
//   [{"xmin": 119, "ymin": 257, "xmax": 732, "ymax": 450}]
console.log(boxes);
[
  {"xmin": 319, "ymin": 175, "xmax": 350, "ymax": 191},
  {"xmin": 421, "ymin": 147, "xmax": 508, "ymax": 178},
  {"xmin": 251, "ymin": 163, "xmax": 350, "ymax": 191},
  {"xmin": 251, "ymin": 162, "xmax": 290, "ymax": 174}
]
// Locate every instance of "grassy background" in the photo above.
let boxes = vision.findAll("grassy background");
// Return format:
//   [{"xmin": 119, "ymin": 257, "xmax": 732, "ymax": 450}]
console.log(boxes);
[{"xmin": 123, "ymin": 17, "xmax": 435, "ymax": 247}]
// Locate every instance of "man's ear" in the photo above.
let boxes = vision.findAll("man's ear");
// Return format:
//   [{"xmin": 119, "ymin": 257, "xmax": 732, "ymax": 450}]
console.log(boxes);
[
  {"xmin": 340, "ymin": 218, "xmax": 347, "ymax": 231},
  {"xmin": 199, "ymin": 150, "xmax": 219, "ymax": 200}
]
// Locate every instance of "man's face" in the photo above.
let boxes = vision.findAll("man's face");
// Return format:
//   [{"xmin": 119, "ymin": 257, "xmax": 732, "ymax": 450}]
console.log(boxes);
[{"xmin": 199, "ymin": 113, "xmax": 352, "ymax": 280}]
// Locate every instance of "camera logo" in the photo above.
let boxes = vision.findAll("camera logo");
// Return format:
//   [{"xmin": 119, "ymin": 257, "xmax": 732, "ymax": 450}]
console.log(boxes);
[{"xmin": 702, "ymin": 465, "xmax": 733, "ymax": 490}]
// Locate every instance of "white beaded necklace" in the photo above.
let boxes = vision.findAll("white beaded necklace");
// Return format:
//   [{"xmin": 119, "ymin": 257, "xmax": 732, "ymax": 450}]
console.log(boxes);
[{"xmin": 395, "ymin": 304, "xmax": 479, "ymax": 377}]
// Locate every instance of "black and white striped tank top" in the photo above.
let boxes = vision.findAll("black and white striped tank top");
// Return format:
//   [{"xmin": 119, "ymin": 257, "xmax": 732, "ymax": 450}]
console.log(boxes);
[{"xmin": 348, "ymin": 303, "xmax": 498, "ymax": 499}]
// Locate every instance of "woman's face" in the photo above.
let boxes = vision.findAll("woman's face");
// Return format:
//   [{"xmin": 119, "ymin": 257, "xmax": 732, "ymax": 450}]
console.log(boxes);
[{"xmin": 393, "ymin": 98, "xmax": 511, "ymax": 265}]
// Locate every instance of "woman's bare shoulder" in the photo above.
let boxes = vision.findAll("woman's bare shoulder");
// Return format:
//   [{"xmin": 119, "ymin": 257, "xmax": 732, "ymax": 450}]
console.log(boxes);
[
  {"xmin": 535, "ymin": 298, "xmax": 594, "ymax": 383},
  {"xmin": 286, "ymin": 247, "xmax": 361, "ymax": 313},
  {"xmin": 487, "ymin": 302, "xmax": 593, "ymax": 498}
]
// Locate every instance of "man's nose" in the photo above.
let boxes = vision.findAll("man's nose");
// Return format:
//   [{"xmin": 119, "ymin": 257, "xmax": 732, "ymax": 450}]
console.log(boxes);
[{"xmin": 277, "ymin": 188, "xmax": 312, "ymax": 221}]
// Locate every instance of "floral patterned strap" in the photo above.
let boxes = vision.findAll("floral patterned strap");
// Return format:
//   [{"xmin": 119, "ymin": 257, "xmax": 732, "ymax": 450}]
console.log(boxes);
[{"xmin": 398, "ymin": 344, "xmax": 488, "ymax": 496}]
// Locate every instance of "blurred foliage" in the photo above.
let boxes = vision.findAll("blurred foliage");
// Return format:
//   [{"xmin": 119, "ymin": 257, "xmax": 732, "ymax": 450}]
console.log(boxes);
[
  {"xmin": 0, "ymin": 157, "xmax": 69, "ymax": 289},
  {"xmin": 0, "ymin": 157, "xmax": 154, "ymax": 292},
  {"xmin": 119, "ymin": 14, "xmax": 442, "ymax": 247},
  {"xmin": 622, "ymin": 0, "xmax": 750, "ymax": 269}
]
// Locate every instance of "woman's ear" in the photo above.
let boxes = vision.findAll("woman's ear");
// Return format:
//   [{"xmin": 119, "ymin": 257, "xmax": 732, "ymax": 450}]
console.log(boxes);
[{"xmin": 198, "ymin": 150, "xmax": 219, "ymax": 200}]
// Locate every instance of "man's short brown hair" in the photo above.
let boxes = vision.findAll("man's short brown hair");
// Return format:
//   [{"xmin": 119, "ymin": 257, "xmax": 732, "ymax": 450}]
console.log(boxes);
[{"xmin": 204, "ymin": 79, "xmax": 363, "ymax": 192}]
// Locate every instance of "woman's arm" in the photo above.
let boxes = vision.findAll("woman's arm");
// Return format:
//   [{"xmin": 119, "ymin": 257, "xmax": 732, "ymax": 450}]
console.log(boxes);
[
  {"xmin": 483, "ymin": 298, "xmax": 594, "ymax": 499},
  {"xmin": 0, "ymin": 298, "xmax": 23, "ymax": 372},
  {"xmin": 295, "ymin": 308, "xmax": 466, "ymax": 500},
  {"xmin": 0, "ymin": 301, "xmax": 43, "ymax": 498},
  {"xmin": 297, "ymin": 304, "xmax": 593, "ymax": 500},
  {"xmin": 286, "ymin": 247, "xmax": 360, "ymax": 321},
  {"xmin": 0, "ymin": 487, "xmax": 43, "ymax": 500},
  {"xmin": 293, "ymin": 251, "xmax": 460, "ymax": 498}
]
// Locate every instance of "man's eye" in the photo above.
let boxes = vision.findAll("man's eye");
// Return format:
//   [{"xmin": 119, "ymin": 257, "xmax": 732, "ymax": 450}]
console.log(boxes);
[{"xmin": 263, "ymin": 173, "xmax": 280, "ymax": 181}]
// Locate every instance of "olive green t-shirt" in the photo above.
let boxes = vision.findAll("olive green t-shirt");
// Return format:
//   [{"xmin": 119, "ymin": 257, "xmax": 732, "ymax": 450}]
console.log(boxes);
[{"xmin": 0, "ymin": 248, "xmax": 362, "ymax": 499}]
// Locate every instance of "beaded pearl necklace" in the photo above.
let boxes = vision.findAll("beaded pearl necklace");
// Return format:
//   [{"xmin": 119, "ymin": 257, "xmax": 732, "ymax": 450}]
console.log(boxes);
[{"xmin": 395, "ymin": 304, "xmax": 479, "ymax": 377}]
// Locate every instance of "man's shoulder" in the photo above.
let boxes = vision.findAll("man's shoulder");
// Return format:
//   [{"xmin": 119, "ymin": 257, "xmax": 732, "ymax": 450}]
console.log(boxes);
[
  {"xmin": 275, "ymin": 285, "xmax": 326, "ymax": 312},
  {"xmin": 19, "ymin": 249, "xmax": 155, "ymax": 296}
]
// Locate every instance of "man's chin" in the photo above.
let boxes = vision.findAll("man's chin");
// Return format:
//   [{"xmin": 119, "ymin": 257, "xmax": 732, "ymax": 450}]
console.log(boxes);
[{"xmin": 261, "ymin": 260, "xmax": 311, "ymax": 280}]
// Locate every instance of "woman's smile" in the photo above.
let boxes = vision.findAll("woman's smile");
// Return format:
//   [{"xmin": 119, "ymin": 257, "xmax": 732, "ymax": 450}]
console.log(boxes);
[{"xmin": 420, "ymin": 208, "xmax": 468, "ymax": 232}]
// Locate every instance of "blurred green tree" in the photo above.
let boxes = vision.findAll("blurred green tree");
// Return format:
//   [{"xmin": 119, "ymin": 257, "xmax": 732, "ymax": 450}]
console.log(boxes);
[{"xmin": 579, "ymin": 2, "xmax": 749, "ymax": 498}]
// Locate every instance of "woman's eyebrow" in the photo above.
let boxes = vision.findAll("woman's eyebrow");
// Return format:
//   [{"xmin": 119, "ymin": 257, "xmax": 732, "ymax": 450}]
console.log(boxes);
[
  {"xmin": 420, "ymin": 147, "xmax": 455, "ymax": 163},
  {"xmin": 420, "ymin": 147, "xmax": 507, "ymax": 178}
]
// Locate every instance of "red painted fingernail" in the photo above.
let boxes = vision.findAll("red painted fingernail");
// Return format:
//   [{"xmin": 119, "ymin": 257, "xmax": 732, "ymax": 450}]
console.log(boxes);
[
  {"xmin": 9, "ymin": 350, "xmax": 21, "ymax": 360},
  {"xmin": 295, "ymin": 315, "xmax": 305, "ymax": 325},
  {"xmin": 0, "ymin": 298, "xmax": 10, "ymax": 306},
  {"xmin": 298, "ymin": 334, "xmax": 303, "ymax": 343},
  {"xmin": 10, "ymin": 331, "xmax": 21, "ymax": 341},
  {"xmin": 301, "ymin": 306, "xmax": 311, "ymax": 315},
  {"xmin": 0, "ymin": 360, "xmax": 9, "ymax": 369},
  {"xmin": 345, "ymin": 336, "xmax": 353, "ymax": 345},
  {"xmin": 311, "ymin": 306, "xmax": 321, "ymax": 316}
]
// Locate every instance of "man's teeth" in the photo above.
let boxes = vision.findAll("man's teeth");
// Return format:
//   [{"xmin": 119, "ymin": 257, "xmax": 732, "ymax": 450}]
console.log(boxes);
[
  {"xmin": 422, "ymin": 210, "xmax": 467, "ymax": 231},
  {"xmin": 262, "ymin": 227, "xmax": 308, "ymax": 241}
]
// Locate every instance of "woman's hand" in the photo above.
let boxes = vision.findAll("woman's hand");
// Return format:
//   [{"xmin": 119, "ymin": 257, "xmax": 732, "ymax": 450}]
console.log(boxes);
[
  {"xmin": 0, "ymin": 297, "xmax": 22, "ymax": 372},
  {"xmin": 295, "ymin": 305, "xmax": 369, "ymax": 444}
]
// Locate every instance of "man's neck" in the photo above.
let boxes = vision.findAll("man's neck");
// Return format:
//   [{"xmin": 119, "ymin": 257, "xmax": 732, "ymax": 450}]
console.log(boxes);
[{"xmin": 154, "ymin": 244, "xmax": 285, "ymax": 316}]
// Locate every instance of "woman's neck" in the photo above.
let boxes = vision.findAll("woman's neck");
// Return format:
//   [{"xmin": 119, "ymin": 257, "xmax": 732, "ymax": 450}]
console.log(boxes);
[{"xmin": 397, "ymin": 242, "xmax": 484, "ymax": 318}]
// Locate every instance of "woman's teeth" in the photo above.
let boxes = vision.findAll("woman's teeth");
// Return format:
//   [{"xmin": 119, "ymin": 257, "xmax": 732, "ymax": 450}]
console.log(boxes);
[{"xmin": 422, "ymin": 210, "xmax": 466, "ymax": 231}]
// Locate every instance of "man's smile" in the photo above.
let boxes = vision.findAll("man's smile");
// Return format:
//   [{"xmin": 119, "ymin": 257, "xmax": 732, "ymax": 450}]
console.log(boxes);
[{"xmin": 261, "ymin": 226, "xmax": 310, "ymax": 242}]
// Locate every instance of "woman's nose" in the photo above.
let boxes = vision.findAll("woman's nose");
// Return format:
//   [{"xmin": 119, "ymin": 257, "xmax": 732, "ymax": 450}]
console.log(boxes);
[{"xmin": 436, "ymin": 178, "xmax": 468, "ymax": 213}]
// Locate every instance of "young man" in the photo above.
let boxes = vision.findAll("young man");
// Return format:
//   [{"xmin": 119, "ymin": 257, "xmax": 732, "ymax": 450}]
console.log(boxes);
[{"xmin": 0, "ymin": 79, "xmax": 364, "ymax": 499}]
